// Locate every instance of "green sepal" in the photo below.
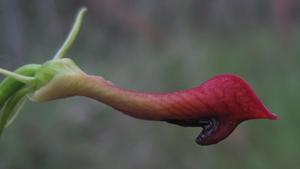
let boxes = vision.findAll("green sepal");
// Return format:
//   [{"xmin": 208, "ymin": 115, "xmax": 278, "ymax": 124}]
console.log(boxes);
[
  {"xmin": 34, "ymin": 58, "xmax": 84, "ymax": 90},
  {"xmin": 0, "ymin": 64, "xmax": 40, "ymax": 109},
  {"xmin": 30, "ymin": 58, "xmax": 85, "ymax": 101}
]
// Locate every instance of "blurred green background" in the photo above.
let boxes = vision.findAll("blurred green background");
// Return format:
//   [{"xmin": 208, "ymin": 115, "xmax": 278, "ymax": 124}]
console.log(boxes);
[{"xmin": 0, "ymin": 0, "xmax": 299, "ymax": 168}]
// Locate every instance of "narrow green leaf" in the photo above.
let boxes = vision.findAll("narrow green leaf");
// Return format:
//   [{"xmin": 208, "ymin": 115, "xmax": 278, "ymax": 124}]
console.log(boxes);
[
  {"xmin": 0, "ymin": 87, "xmax": 29, "ymax": 137},
  {"xmin": 53, "ymin": 7, "xmax": 87, "ymax": 60},
  {"xmin": 0, "ymin": 68, "xmax": 35, "ymax": 84},
  {"xmin": 5, "ymin": 97, "xmax": 27, "ymax": 128}
]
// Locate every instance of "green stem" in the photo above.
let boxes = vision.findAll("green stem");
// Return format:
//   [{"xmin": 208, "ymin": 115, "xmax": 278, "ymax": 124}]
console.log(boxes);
[{"xmin": 53, "ymin": 7, "xmax": 87, "ymax": 60}]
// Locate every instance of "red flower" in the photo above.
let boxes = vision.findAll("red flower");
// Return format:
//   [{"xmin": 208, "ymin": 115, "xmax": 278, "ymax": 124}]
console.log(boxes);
[{"xmin": 79, "ymin": 73, "xmax": 277, "ymax": 145}]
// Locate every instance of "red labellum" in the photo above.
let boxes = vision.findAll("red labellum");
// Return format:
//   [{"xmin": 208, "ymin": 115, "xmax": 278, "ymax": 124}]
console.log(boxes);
[{"xmin": 166, "ymin": 74, "xmax": 277, "ymax": 145}]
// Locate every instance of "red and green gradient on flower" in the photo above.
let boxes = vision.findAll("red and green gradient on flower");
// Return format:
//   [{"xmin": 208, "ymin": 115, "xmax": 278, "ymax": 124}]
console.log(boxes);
[{"xmin": 0, "ymin": 7, "xmax": 277, "ymax": 145}]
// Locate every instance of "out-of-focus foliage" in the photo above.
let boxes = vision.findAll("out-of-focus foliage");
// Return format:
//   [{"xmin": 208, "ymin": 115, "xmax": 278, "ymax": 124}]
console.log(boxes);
[{"xmin": 0, "ymin": 0, "xmax": 299, "ymax": 169}]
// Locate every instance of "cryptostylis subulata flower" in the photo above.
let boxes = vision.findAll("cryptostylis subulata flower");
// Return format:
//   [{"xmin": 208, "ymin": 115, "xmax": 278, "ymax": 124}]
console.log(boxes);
[{"xmin": 0, "ymin": 8, "xmax": 277, "ymax": 145}]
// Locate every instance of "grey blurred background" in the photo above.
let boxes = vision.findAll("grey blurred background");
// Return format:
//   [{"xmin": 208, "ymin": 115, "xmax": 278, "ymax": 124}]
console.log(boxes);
[{"xmin": 0, "ymin": 0, "xmax": 299, "ymax": 169}]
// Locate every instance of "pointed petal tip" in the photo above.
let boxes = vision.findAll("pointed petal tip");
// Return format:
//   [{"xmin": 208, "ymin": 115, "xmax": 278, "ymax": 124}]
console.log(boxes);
[
  {"xmin": 266, "ymin": 112, "xmax": 278, "ymax": 120},
  {"xmin": 260, "ymin": 108, "xmax": 278, "ymax": 120}
]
